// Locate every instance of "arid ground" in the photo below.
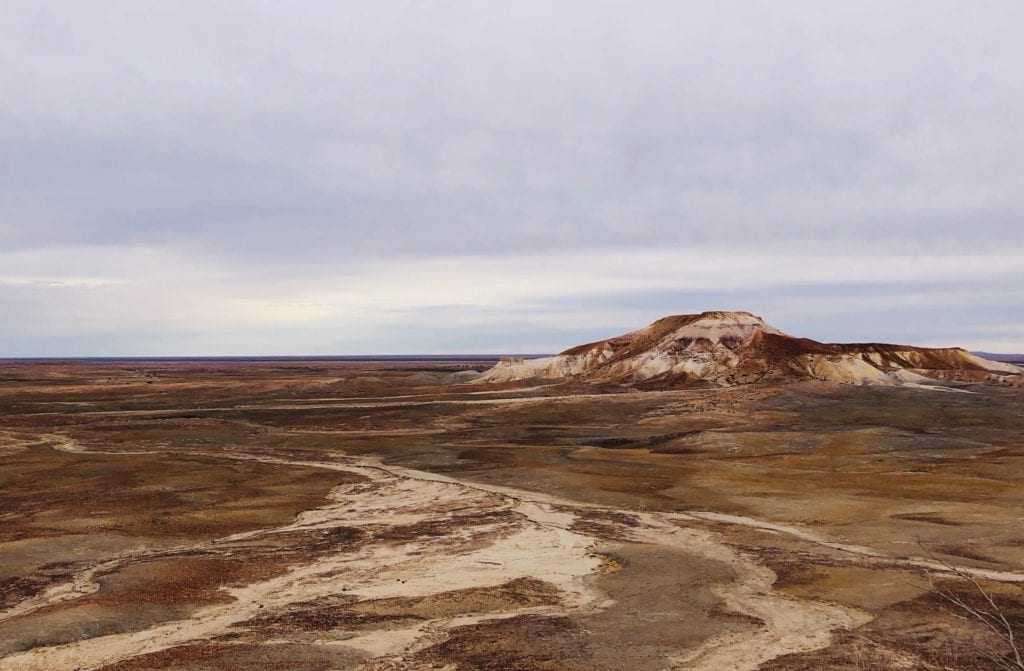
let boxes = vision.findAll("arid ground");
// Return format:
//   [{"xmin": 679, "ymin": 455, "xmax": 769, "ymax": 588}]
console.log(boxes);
[{"xmin": 1, "ymin": 360, "xmax": 1022, "ymax": 670}]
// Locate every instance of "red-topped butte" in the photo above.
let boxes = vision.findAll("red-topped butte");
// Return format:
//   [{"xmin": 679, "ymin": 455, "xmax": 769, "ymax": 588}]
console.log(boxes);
[{"xmin": 477, "ymin": 311, "xmax": 1022, "ymax": 387}]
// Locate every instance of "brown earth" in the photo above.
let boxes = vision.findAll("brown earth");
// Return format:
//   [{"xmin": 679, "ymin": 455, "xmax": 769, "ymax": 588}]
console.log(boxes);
[{"xmin": 0, "ymin": 359, "xmax": 1022, "ymax": 670}]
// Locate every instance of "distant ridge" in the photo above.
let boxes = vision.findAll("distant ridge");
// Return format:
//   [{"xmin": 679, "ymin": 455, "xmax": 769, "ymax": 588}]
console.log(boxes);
[
  {"xmin": 971, "ymin": 352, "xmax": 1024, "ymax": 364},
  {"xmin": 477, "ymin": 311, "xmax": 1023, "ymax": 388},
  {"xmin": 0, "ymin": 355, "xmax": 545, "ymax": 363}
]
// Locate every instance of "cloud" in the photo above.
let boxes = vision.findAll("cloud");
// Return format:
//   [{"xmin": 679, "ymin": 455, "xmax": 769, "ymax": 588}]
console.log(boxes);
[
  {"xmin": 1, "ymin": 244, "xmax": 1020, "ymax": 355},
  {"xmin": 0, "ymin": 1, "xmax": 1021, "ymax": 353}
]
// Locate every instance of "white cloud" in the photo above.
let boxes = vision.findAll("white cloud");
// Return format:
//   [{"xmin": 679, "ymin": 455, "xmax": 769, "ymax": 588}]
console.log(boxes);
[{"xmin": 1, "ymin": 243, "xmax": 1020, "ymax": 354}]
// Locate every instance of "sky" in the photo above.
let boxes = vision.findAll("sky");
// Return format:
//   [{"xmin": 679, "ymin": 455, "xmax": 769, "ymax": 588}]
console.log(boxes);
[{"xmin": 2, "ymin": 1, "xmax": 1023, "ymax": 356}]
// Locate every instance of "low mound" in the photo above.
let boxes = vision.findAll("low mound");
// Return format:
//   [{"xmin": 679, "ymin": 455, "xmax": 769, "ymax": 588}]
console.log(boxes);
[{"xmin": 477, "ymin": 311, "xmax": 1021, "ymax": 388}]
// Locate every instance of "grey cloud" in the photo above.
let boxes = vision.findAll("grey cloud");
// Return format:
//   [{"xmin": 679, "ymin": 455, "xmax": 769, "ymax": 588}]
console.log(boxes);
[{"xmin": 1, "ymin": 1, "xmax": 1022, "ymax": 353}]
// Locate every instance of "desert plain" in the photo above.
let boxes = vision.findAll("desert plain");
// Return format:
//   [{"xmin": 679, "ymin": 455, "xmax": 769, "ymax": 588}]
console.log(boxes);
[{"xmin": 1, "ymin": 358, "xmax": 1023, "ymax": 670}]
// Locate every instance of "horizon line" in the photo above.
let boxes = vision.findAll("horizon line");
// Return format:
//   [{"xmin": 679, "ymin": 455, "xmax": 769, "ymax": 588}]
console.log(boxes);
[
  {"xmin": 0, "ymin": 354, "xmax": 556, "ymax": 362},
  {"xmin": 3, "ymin": 351, "xmax": 1024, "ymax": 363}
]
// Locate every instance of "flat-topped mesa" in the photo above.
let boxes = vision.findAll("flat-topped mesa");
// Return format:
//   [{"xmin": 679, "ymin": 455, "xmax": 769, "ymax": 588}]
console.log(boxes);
[{"xmin": 476, "ymin": 311, "xmax": 1023, "ymax": 388}]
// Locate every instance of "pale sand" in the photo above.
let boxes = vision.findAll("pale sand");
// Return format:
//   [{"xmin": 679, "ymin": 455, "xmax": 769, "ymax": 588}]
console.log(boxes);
[{"xmin": 6, "ymin": 440, "xmax": 1022, "ymax": 670}]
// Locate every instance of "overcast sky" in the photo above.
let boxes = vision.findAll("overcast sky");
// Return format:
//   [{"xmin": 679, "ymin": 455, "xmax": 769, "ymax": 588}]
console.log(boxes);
[{"xmin": 2, "ymin": 1, "xmax": 1022, "ymax": 355}]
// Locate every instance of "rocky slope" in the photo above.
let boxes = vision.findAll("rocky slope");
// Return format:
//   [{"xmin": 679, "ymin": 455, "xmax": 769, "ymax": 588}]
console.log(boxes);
[{"xmin": 477, "ymin": 311, "xmax": 1022, "ymax": 387}]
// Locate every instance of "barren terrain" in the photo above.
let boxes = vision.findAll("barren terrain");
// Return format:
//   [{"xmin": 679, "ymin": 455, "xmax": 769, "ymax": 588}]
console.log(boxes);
[{"xmin": 1, "ymin": 359, "xmax": 1022, "ymax": 670}]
